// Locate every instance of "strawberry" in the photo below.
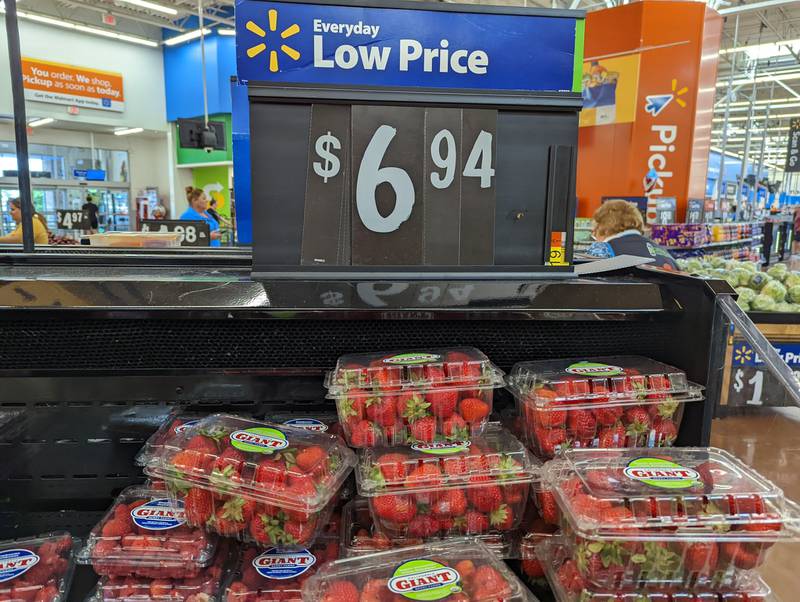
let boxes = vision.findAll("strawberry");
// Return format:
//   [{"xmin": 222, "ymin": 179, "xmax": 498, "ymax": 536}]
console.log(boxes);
[
  {"xmin": 365, "ymin": 395, "xmax": 397, "ymax": 427},
  {"xmin": 427, "ymin": 387, "xmax": 458, "ymax": 418},
  {"xmin": 171, "ymin": 449, "xmax": 210, "ymax": 474},
  {"xmin": 532, "ymin": 389, "xmax": 567, "ymax": 428},
  {"xmin": 441, "ymin": 414, "xmax": 469, "ymax": 440},
  {"xmin": 101, "ymin": 518, "xmax": 131, "ymax": 538},
  {"xmin": 624, "ymin": 406, "xmax": 651, "ymax": 435},
  {"xmin": 33, "ymin": 585, "xmax": 58, "ymax": 602},
  {"xmin": 350, "ymin": 420, "xmax": 380, "ymax": 447},
  {"xmin": 284, "ymin": 520, "xmax": 315, "ymax": 544},
  {"xmin": 184, "ymin": 488, "xmax": 214, "ymax": 524},
  {"xmin": 321, "ymin": 580, "xmax": 359, "ymax": 602},
  {"xmin": 441, "ymin": 455, "xmax": 469, "ymax": 477},
  {"xmin": 249, "ymin": 512, "xmax": 284, "ymax": 545},
  {"xmin": 556, "ymin": 559, "xmax": 584, "ymax": 593},
  {"xmin": 296, "ymin": 445, "xmax": 327, "ymax": 473},
  {"xmin": 186, "ymin": 435, "xmax": 217, "ymax": 454},
  {"xmin": 467, "ymin": 476, "xmax": 503, "ymax": 512},
  {"xmin": 652, "ymin": 417, "xmax": 678, "ymax": 446},
  {"xmin": 521, "ymin": 558, "xmax": 544, "ymax": 578},
  {"xmin": 339, "ymin": 390, "xmax": 369, "ymax": 421},
  {"xmin": 424, "ymin": 364, "xmax": 447, "ymax": 384},
  {"xmin": 459, "ymin": 397, "xmax": 490, "ymax": 424},
  {"xmin": 597, "ymin": 424, "xmax": 626, "ymax": 448},
  {"xmin": 373, "ymin": 366, "xmax": 402, "ymax": 391},
  {"xmin": 359, "ymin": 579, "xmax": 390, "ymax": 602},
  {"xmin": 253, "ymin": 456, "xmax": 288, "ymax": 490},
  {"xmin": 407, "ymin": 514, "xmax": 439, "ymax": 537},
  {"xmin": 407, "ymin": 463, "xmax": 443, "ymax": 504},
  {"xmin": 211, "ymin": 497, "xmax": 247, "ymax": 535},
  {"xmin": 372, "ymin": 453, "xmax": 409, "ymax": 484},
  {"xmin": 150, "ymin": 579, "xmax": 172, "ymax": 598},
  {"xmin": 210, "ymin": 447, "xmax": 246, "ymax": 483},
  {"xmin": 400, "ymin": 392, "xmax": 431, "ymax": 422},
  {"xmin": 469, "ymin": 565, "xmax": 511, "ymax": 599},
  {"xmin": 432, "ymin": 489, "xmax": 468, "ymax": 518},
  {"xmin": 567, "ymin": 409, "xmax": 597, "ymax": 439},
  {"xmin": 489, "ymin": 504, "xmax": 514, "ymax": 530},
  {"xmin": 684, "ymin": 542, "xmax": 718, "ymax": 574},
  {"xmin": 462, "ymin": 510, "xmax": 489, "ymax": 534},
  {"xmin": 534, "ymin": 426, "xmax": 567, "ymax": 456},
  {"xmin": 594, "ymin": 405, "xmax": 623, "ymax": 427},
  {"xmin": 372, "ymin": 495, "xmax": 417, "ymax": 522},
  {"xmin": 409, "ymin": 416, "xmax": 437, "ymax": 443},
  {"xmin": 537, "ymin": 489, "xmax": 560, "ymax": 525},
  {"xmin": 721, "ymin": 542, "xmax": 761, "ymax": 569}
]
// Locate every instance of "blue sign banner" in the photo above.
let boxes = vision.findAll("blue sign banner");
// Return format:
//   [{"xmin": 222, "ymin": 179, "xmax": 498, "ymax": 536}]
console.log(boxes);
[
  {"xmin": 235, "ymin": 0, "xmax": 582, "ymax": 93},
  {"xmin": 732, "ymin": 340, "xmax": 800, "ymax": 367},
  {"xmin": 73, "ymin": 169, "xmax": 106, "ymax": 181}
]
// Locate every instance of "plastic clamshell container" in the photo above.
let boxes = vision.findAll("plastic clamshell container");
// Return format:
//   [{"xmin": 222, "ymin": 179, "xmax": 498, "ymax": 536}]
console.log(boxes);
[
  {"xmin": 223, "ymin": 538, "xmax": 340, "ymax": 602},
  {"xmin": 513, "ymin": 500, "xmax": 560, "ymax": 584},
  {"xmin": 543, "ymin": 447, "xmax": 800, "ymax": 589},
  {"xmin": 135, "ymin": 412, "xmax": 207, "ymax": 467},
  {"xmin": 87, "ymin": 232, "xmax": 181, "ymax": 248},
  {"xmin": 506, "ymin": 356, "xmax": 704, "ymax": 458},
  {"xmin": 76, "ymin": 485, "xmax": 217, "ymax": 579},
  {"xmin": 356, "ymin": 425, "xmax": 538, "ymax": 541},
  {"xmin": 87, "ymin": 542, "xmax": 232, "ymax": 602},
  {"xmin": 537, "ymin": 539, "xmax": 772, "ymax": 602},
  {"xmin": 143, "ymin": 414, "xmax": 356, "ymax": 548},
  {"xmin": 0, "ymin": 532, "xmax": 77, "ymax": 602},
  {"xmin": 301, "ymin": 539, "xmax": 537, "ymax": 602},
  {"xmin": 325, "ymin": 347, "xmax": 504, "ymax": 448}
]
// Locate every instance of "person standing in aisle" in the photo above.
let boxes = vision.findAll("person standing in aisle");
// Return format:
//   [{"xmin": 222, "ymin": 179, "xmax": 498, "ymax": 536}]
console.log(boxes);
[
  {"xmin": 180, "ymin": 186, "xmax": 221, "ymax": 247},
  {"xmin": 82, "ymin": 193, "xmax": 100, "ymax": 234},
  {"xmin": 0, "ymin": 198, "xmax": 49, "ymax": 245},
  {"xmin": 585, "ymin": 199, "xmax": 679, "ymax": 270}
]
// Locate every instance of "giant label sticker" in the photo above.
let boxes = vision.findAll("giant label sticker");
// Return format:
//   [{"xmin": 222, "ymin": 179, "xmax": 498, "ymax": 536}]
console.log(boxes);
[
  {"xmin": 0, "ymin": 549, "xmax": 39, "ymax": 583},
  {"xmin": 230, "ymin": 427, "xmax": 289, "ymax": 453},
  {"xmin": 253, "ymin": 548, "xmax": 316, "ymax": 580},
  {"xmin": 383, "ymin": 353, "xmax": 441, "ymax": 365},
  {"xmin": 131, "ymin": 498, "xmax": 186, "ymax": 530},
  {"xmin": 388, "ymin": 559, "xmax": 461, "ymax": 600},
  {"xmin": 624, "ymin": 457, "xmax": 701, "ymax": 489},
  {"xmin": 411, "ymin": 441, "xmax": 471, "ymax": 456},
  {"xmin": 565, "ymin": 361, "xmax": 623, "ymax": 377},
  {"xmin": 282, "ymin": 418, "xmax": 328, "ymax": 433}
]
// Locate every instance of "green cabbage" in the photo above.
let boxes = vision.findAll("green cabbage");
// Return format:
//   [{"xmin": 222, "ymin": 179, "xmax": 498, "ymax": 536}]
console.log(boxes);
[
  {"xmin": 761, "ymin": 280, "xmax": 788, "ymax": 303},
  {"xmin": 709, "ymin": 256, "xmax": 726, "ymax": 269},
  {"xmin": 737, "ymin": 299, "xmax": 751, "ymax": 312},
  {"xmin": 751, "ymin": 295, "xmax": 778, "ymax": 311},
  {"xmin": 740, "ymin": 262, "xmax": 759, "ymax": 273},
  {"xmin": 767, "ymin": 263, "xmax": 789, "ymax": 282},
  {"xmin": 735, "ymin": 287, "xmax": 757, "ymax": 304},
  {"xmin": 788, "ymin": 285, "xmax": 800, "ymax": 304},
  {"xmin": 775, "ymin": 302, "xmax": 794, "ymax": 313},
  {"xmin": 730, "ymin": 268, "xmax": 751, "ymax": 288},
  {"xmin": 784, "ymin": 273, "xmax": 800, "ymax": 289},
  {"xmin": 749, "ymin": 272, "xmax": 771, "ymax": 291},
  {"xmin": 685, "ymin": 259, "xmax": 704, "ymax": 273}
]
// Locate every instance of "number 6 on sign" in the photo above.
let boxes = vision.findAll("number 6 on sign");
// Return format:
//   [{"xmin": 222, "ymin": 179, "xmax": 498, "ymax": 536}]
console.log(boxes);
[{"xmin": 356, "ymin": 125, "xmax": 415, "ymax": 234}]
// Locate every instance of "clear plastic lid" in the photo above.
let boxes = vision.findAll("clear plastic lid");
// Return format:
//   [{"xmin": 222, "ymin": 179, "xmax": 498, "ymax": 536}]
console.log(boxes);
[
  {"xmin": 87, "ymin": 542, "xmax": 232, "ymax": 602},
  {"xmin": 0, "ymin": 532, "xmax": 77, "ymax": 602},
  {"xmin": 325, "ymin": 347, "xmax": 505, "ymax": 397},
  {"xmin": 143, "ymin": 414, "xmax": 356, "ymax": 513},
  {"xmin": 134, "ymin": 412, "xmax": 206, "ymax": 467},
  {"xmin": 341, "ymin": 498, "xmax": 422, "ymax": 557},
  {"xmin": 544, "ymin": 447, "xmax": 800, "ymax": 541},
  {"xmin": 224, "ymin": 539, "xmax": 340, "ymax": 602},
  {"xmin": 301, "ymin": 539, "xmax": 536, "ymax": 602},
  {"xmin": 507, "ymin": 356, "xmax": 704, "ymax": 408},
  {"xmin": 537, "ymin": 539, "xmax": 771, "ymax": 602},
  {"xmin": 76, "ymin": 486, "xmax": 217, "ymax": 573},
  {"xmin": 356, "ymin": 425, "xmax": 538, "ymax": 496}
]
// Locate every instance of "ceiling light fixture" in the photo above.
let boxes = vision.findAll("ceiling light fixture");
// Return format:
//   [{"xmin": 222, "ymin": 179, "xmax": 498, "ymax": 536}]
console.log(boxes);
[
  {"xmin": 163, "ymin": 28, "xmax": 212, "ymax": 45},
  {"xmin": 114, "ymin": 127, "xmax": 144, "ymax": 136},
  {"xmin": 217, "ymin": 28, "xmax": 235, "ymax": 36},
  {"xmin": 118, "ymin": 0, "xmax": 178, "ymax": 15},
  {"xmin": 28, "ymin": 117, "xmax": 54, "ymax": 127}
]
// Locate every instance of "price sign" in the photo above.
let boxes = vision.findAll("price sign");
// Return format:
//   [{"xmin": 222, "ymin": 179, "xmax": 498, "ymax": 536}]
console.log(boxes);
[
  {"xmin": 785, "ymin": 118, "xmax": 800, "ymax": 173},
  {"xmin": 56, "ymin": 209, "xmax": 90, "ymax": 230},
  {"xmin": 140, "ymin": 220, "xmax": 210, "ymax": 247},
  {"xmin": 725, "ymin": 340, "xmax": 800, "ymax": 407}
]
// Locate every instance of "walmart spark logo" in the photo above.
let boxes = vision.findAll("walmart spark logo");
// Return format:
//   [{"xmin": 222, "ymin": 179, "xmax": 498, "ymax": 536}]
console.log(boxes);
[
  {"xmin": 733, "ymin": 343, "xmax": 754, "ymax": 366},
  {"xmin": 245, "ymin": 8, "xmax": 300, "ymax": 73},
  {"xmin": 645, "ymin": 79, "xmax": 688, "ymax": 117}
]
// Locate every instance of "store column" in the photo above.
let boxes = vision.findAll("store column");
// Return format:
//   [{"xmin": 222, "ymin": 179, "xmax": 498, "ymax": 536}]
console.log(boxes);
[{"xmin": 576, "ymin": 0, "xmax": 722, "ymax": 221}]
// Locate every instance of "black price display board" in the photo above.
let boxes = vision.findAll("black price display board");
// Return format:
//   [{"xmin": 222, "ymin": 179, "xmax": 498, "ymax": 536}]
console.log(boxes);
[
  {"xmin": 237, "ymin": 0, "xmax": 584, "ymax": 277},
  {"xmin": 56, "ymin": 209, "xmax": 90, "ymax": 230},
  {"xmin": 722, "ymin": 338, "xmax": 799, "ymax": 408},
  {"xmin": 786, "ymin": 118, "xmax": 800, "ymax": 173},
  {"xmin": 140, "ymin": 220, "xmax": 211, "ymax": 247}
]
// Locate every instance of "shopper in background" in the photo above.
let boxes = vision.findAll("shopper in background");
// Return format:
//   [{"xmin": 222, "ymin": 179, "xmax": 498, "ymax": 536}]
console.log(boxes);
[
  {"xmin": 207, "ymin": 198, "xmax": 221, "ymax": 224},
  {"xmin": 586, "ymin": 199, "xmax": 679, "ymax": 270},
  {"xmin": 82, "ymin": 193, "xmax": 100, "ymax": 234},
  {"xmin": 0, "ymin": 198, "xmax": 49, "ymax": 245},
  {"xmin": 180, "ymin": 186, "xmax": 221, "ymax": 247},
  {"xmin": 793, "ymin": 204, "xmax": 800, "ymax": 256}
]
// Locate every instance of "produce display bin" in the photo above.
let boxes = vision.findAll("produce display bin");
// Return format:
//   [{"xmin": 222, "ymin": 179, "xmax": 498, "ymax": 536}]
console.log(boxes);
[{"xmin": 0, "ymin": 532, "xmax": 77, "ymax": 602}]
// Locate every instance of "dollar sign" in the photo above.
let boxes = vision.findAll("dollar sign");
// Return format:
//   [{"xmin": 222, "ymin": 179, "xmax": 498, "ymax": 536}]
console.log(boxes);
[
  {"xmin": 313, "ymin": 131, "xmax": 341, "ymax": 183},
  {"xmin": 733, "ymin": 369, "xmax": 744, "ymax": 393}
]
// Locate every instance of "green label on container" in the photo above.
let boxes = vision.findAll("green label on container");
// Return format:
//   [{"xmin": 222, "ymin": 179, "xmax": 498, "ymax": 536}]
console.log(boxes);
[
  {"xmin": 388, "ymin": 559, "xmax": 461, "ymax": 600},
  {"xmin": 411, "ymin": 441, "xmax": 471, "ymax": 455},
  {"xmin": 565, "ymin": 361, "xmax": 623, "ymax": 377},
  {"xmin": 383, "ymin": 353, "xmax": 441, "ymax": 365},
  {"xmin": 230, "ymin": 427, "xmax": 288, "ymax": 453},
  {"xmin": 623, "ymin": 457, "xmax": 701, "ymax": 489}
]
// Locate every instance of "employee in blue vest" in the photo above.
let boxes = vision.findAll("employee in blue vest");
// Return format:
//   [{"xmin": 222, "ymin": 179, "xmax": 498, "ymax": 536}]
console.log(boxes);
[
  {"xmin": 585, "ymin": 199, "xmax": 678, "ymax": 270},
  {"xmin": 180, "ymin": 186, "xmax": 221, "ymax": 247}
]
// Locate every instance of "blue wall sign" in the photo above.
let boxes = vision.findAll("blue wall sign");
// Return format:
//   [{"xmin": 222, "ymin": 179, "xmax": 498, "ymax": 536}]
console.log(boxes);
[
  {"xmin": 732, "ymin": 340, "xmax": 800, "ymax": 367},
  {"xmin": 235, "ymin": 0, "xmax": 582, "ymax": 93}
]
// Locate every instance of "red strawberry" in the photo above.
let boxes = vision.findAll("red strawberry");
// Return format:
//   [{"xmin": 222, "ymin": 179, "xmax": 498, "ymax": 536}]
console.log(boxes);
[
  {"xmin": 350, "ymin": 420, "xmax": 380, "ymax": 447},
  {"xmin": 33, "ymin": 585, "xmax": 58, "ymax": 602},
  {"xmin": 594, "ymin": 405, "xmax": 623, "ymax": 427},
  {"xmin": 597, "ymin": 425, "xmax": 626, "ymax": 448},
  {"xmin": 409, "ymin": 416, "xmax": 436, "ymax": 443},
  {"xmin": 720, "ymin": 542, "xmax": 761, "ymax": 569},
  {"xmin": 441, "ymin": 455, "xmax": 469, "ymax": 477},
  {"xmin": 432, "ymin": 489, "xmax": 468, "ymax": 518},
  {"xmin": 441, "ymin": 414, "xmax": 469, "ymax": 440},
  {"xmin": 365, "ymin": 395, "xmax": 397, "ymax": 427},
  {"xmin": 372, "ymin": 495, "xmax": 417, "ymax": 522},
  {"xmin": 373, "ymin": 366, "xmax": 402, "ymax": 391},
  {"xmin": 521, "ymin": 558, "xmax": 544, "ymax": 578},
  {"xmin": 407, "ymin": 463, "xmax": 443, "ymax": 504},
  {"xmin": 184, "ymin": 488, "xmax": 214, "ymax": 524},
  {"xmin": 210, "ymin": 447, "xmax": 246, "ymax": 482},
  {"xmin": 624, "ymin": 406, "xmax": 651, "ymax": 435},
  {"xmin": 407, "ymin": 514, "xmax": 439, "ymax": 537},
  {"xmin": 567, "ymin": 409, "xmax": 597, "ymax": 439},
  {"xmin": 212, "ymin": 498, "xmax": 248, "ymax": 535},
  {"xmin": 171, "ymin": 449, "xmax": 210, "ymax": 474},
  {"xmin": 685, "ymin": 542, "xmax": 718, "ymax": 574},
  {"xmin": 284, "ymin": 520, "xmax": 315, "ymax": 544},
  {"xmin": 150, "ymin": 579, "xmax": 172, "ymax": 598},
  {"xmin": 186, "ymin": 435, "xmax": 217, "ymax": 454},
  {"xmin": 321, "ymin": 580, "xmax": 359, "ymax": 602},
  {"xmin": 400, "ymin": 392, "xmax": 432, "ymax": 422},
  {"xmin": 470, "ymin": 565, "xmax": 512, "ymax": 599},
  {"xmin": 253, "ymin": 456, "xmax": 288, "ymax": 489},
  {"xmin": 556, "ymin": 559, "xmax": 584, "ymax": 593},
  {"xmin": 534, "ymin": 427, "xmax": 567, "ymax": 456},
  {"xmin": 427, "ymin": 388, "xmax": 458, "ymax": 418},
  {"xmin": 296, "ymin": 445, "xmax": 327, "ymax": 473},
  {"xmin": 101, "ymin": 518, "xmax": 131, "ymax": 538},
  {"xmin": 467, "ymin": 476, "xmax": 503, "ymax": 512},
  {"xmin": 537, "ymin": 489, "xmax": 560, "ymax": 525},
  {"xmin": 339, "ymin": 390, "xmax": 369, "ymax": 421},
  {"xmin": 462, "ymin": 510, "xmax": 489, "ymax": 534},
  {"xmin": 250, "ymin": 512, "xmax": 283, "ymax": 545},
  {"xmin": 489, "ymin": 504, "xmax": 514, "ymax": 530},
  {"xmin": 653, "ymin": 417, "xmax": 678, "ymax": 446},
  {"xmin": 373, "ymin": 453, "xmax": 409, "ymax": 483},
  {"xmin": 459, "ymin": 397, "xmax": 490, "ymax": 424},
  {"xmin": 532, "ymin": 389, "xmax": 567, "ymax": 428}
]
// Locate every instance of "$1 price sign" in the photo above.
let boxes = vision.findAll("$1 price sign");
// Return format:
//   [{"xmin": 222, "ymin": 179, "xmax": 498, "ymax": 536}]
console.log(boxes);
[
  {"xmin": 301, "ymin": 105, "xmax": 497, "ymax": 266},
  {"xmin": 140, "ymin": 220, "xmax": 210, "ymax": 247}
]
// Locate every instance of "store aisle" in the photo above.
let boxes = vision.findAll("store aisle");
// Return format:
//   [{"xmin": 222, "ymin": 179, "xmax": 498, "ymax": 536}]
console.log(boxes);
[{"xmin": 711, "ymin": 407, "xmax": 800, "ymax": 601}]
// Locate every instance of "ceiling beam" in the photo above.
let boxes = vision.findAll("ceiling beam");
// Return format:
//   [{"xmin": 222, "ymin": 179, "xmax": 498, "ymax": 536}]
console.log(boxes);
[
  {"xmin": 56, "ymin": 0, "xmax": 185, "ymax": 31},
  {"xmin": 720, "ymin": 0, "xmax": 799, "ymax": 16}
]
